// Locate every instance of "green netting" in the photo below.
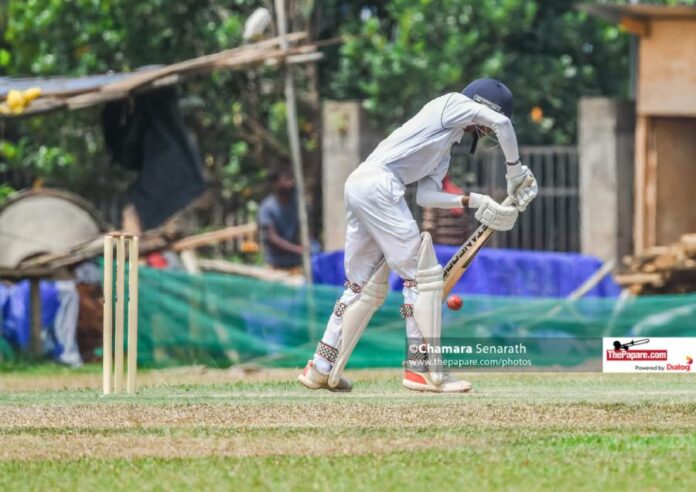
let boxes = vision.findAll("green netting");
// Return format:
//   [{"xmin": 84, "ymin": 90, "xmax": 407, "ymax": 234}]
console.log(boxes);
[{"xmin": 127, "ymin": 266, "xmax": 696, "ymax": 368}]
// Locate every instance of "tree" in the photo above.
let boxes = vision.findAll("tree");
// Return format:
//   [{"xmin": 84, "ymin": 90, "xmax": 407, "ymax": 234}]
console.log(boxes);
[
  {"xmin": 0, "ymin": 0, "xmax": 316, "ymax": 228},
  {"xmin": 328, "ymin": 0, "xmax": 631, "ymax": 144}
]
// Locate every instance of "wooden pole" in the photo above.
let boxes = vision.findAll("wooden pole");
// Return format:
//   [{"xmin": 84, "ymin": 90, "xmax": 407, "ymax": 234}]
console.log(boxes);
[
  {"xmin": 29, "ymin": 278, "xmax": 42, "ymax": 359},
  {"xmin": 275, "ymin": 0, "xmax": 313, "ymax": 284}
]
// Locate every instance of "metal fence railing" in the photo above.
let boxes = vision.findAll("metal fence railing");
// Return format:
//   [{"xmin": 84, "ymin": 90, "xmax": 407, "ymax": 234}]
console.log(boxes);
[
  {"xmin": 408, "ymin": 145, "xmax": 580, "ymax": 252},
  {"xmin": 3, "ymin": 145, "xmax": 580, "ymax": 253}
]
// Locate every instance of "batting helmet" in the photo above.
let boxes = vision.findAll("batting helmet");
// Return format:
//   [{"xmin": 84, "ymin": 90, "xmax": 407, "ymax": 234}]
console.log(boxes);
[{"xmin": 462, "ymin": 78, "xmax": 514, "ymax": 153}]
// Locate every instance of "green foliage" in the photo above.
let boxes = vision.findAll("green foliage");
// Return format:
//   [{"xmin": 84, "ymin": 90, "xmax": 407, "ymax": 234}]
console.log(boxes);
[
  {"xmin": 329, "ymin": 0, "xmax": 631, "ymax": 144},
  {"xmin": 0, "ymin": 183, "xmax": 15, "ymax": 206},
  {"xmin": 0, "ymin": 0, "xmax": 670, "ymax": 221},
  {"xmin": 4, "ymin": 0, "xmax": 245, "ymax": 74},
  {"xmin": 1, "ymin": 139, "xmax": 75, "ymax": 173},
  {"xmin": 1, "ymin": 0, "xmax": 302, "ymax": 222}
]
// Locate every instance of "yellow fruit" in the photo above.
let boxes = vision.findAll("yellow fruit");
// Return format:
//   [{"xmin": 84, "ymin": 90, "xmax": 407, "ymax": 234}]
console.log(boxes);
[
  {"xmin": 23, "ymin": 87, "xmax": 42, "ymax": 103},
  {"xmin": 6, "ymin": 89, "xmax": 24, "ymax": 110}
]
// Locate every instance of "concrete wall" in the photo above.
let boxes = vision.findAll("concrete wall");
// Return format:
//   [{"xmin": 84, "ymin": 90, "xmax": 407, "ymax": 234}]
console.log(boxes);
[
  {"xmin": 578, "ymin": 97, "xmax": 635, "ymax": 261},
  {"xmin": 322, "ymin": 101, "xmax": 382, "ymax": 251}
]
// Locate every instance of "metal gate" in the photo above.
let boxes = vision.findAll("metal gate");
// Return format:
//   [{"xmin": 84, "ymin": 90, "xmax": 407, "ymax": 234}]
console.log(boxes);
[{"xmin": 410, "ymin": 145, "xmax": 580, "ymax": 252}]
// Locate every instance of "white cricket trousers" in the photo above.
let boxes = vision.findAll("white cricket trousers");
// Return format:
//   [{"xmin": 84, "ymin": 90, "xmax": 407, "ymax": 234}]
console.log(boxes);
[{"xmin": 320, "ymin": 164, "xmax": 424, "ymax": 348}]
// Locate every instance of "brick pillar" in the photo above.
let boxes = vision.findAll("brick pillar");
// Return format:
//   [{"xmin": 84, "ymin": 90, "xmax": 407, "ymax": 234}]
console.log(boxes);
[
  {"xmin": 322, "ymin": 101, "xmax": 381, "ymax": 251},
  {"xmin": 578, "ymin": 97, "xmax": 635, "ymax": 261}
]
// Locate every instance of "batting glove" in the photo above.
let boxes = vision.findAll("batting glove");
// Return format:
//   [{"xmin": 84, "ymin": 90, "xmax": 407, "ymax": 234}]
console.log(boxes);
[
  {"xmin": 506, "ymin": 162, "xmax": 538, "ymax": 211},
  {"xmin": 468, "ymin": 193, "xmax": 519, "ymax": 231}
]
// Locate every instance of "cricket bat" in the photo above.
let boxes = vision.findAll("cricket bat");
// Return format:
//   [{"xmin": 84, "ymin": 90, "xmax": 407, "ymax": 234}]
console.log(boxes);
[{"xmin": 442, "ymin": 177, "xmax": 533, "ymax": 296}]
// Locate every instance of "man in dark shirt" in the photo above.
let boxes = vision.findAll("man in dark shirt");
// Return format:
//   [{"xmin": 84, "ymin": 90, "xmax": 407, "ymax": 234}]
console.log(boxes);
[{"xmin": 258, "ymin": 168, "xmax": 303, "ymax": 269}]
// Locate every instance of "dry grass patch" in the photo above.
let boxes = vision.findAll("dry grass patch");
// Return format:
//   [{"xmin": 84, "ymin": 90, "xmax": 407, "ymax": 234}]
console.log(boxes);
[{"xmin": 1, "ymin": 401, "xmax": 694, "ymax": 432}]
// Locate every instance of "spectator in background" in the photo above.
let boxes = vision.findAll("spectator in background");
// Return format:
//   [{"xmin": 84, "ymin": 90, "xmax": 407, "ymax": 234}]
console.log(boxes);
[{"xmin": 258, "ymin": 168, "xmax": 303, "ymax": 271}]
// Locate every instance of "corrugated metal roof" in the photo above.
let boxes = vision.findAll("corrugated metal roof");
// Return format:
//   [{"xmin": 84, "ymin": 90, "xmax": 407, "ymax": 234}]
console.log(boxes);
[
  {"xmin": 0, "ymin": 32, "xmax": 315, "ymax": 119},
  {"xmin": 0, "ymin": 69, "xmax": 159, "ymax": 99}
]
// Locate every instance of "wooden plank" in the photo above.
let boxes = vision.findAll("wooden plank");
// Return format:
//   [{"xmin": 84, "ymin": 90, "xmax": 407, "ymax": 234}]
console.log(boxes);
[
  {"xmin": 100, "ymin": 32, "xmax": 307, "ymax": 94},
  {"xmin": 197, "ymin": 258, "xmax": 304, "ymax": 285},
  {"xmin": 681, "ymin": 233, "xmax": 696, "ymax": 255},
  {"xmin": 645, "ymin": 119, "xmax": 658, "ymax": 250},
  {"xmin": 614, "ymin": 272, "xmax": 664, "ymax": 286},
  {"xmin": 638, "ymin": 20, "xmax": 696, "ymax": 116},
  {"xmin": 638, "ymin": 245, "xmax": 671, "ymax": 258},
  {"xmin": 11, "ymin": 224, "xmax": 255, "ymax": 274},
  {"xmin": 654, "ymin": 118, "xmax": 696, "ymax": 245},
  {"xmin": 68, "ymin": 45, "xmax": 319, "ymax": 109},
  {"xmin": 284, "ymin": 52, "xmax": 324, "ymax": 65},
  {"xmin": 634, "ymin": 115, "xmax": 647, "ymax": 254},
  {"xmin": 215, "ymin": 44, "xmax": 319, "ymax": 68},
  {"xmin": 569, "ymin": 259, "xmax": 616, "ymax": 300},
  {"xmin": 66, "ymin": 89, "xmax": 130, "ymax": 110},
  {"xmin": 620, "ymin": 16, "xmax": 650, "ymax": 37},
  {"xmin": 212, "ymin": 47, "xmax": 285, "ymax": 69},
  {"xmin": 171, "ymin": 223, "xmax": 257, "ymax": 251}
]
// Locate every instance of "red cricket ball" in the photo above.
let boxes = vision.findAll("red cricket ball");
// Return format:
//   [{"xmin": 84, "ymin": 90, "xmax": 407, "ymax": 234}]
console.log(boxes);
[{"xmin": 447, "ymin": 294, "xmax": 463, "ymax": 311}]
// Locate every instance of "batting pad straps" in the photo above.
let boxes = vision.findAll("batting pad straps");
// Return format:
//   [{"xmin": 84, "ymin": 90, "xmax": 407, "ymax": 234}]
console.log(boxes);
[
  {"xmin": 328, "ymin": 260, "xmax": 390, "ymax": 388},
  {"xmin": 316, "ymin": 341, "xmax": 338, "ymax": 364},
  {"xmin": 407, "ymin": 343, "xmax": 428, "ymax": 373},
  {"xmin": 334, "ymin": 301, "xmax": 348, "ymax": 317},
  {"xmin": 344, "ymin": 280, "xmax": 362, "ymax": 294}
]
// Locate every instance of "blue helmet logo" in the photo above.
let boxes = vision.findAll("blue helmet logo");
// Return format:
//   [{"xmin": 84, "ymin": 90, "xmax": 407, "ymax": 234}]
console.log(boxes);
[
  {"xmin": 462, "ymin": 78, "xmax": 514, "ymax": 153},
  {"xmin": 462, "ymin": 78, "xmax": 514, "ymax": 119}
]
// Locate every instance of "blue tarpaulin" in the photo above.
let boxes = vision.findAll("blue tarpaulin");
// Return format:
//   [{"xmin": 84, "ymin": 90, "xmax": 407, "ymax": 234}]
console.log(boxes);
[
  {"xmin": 312, "ymin": 246, "xmax": 621, "ymax": 298},
  {"xmin": 0, "ymin": 280, "xmax": 60, "ymax": 350}
]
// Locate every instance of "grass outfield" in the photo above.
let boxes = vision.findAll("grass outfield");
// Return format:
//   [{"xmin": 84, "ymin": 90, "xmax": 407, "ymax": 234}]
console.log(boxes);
[{"xmin": 0, "ymin": 366, "xmax": 695, "ymax": 491}]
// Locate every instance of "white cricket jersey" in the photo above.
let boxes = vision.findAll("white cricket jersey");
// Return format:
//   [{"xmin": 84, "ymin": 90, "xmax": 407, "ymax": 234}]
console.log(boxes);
[{"xmin": 362, "ymin": 92, "xmax": 520, "ymax": 189}]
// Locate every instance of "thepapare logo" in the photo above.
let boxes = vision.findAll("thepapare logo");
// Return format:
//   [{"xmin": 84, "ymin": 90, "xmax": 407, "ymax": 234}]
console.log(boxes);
[
  {"xmin": 606, "ymin": 349, "xmax": 667, "ymax": 361},
  {"xmin": 603, "ymin": 337, "xmax": 696, "ymax": 374},
  {"xmin": 606, "ymin": 339, "xmax": 666, "ymax": 361},
  {"xmin": 612, "ymin": 338, "xmax": 650, "ymax": 351}
]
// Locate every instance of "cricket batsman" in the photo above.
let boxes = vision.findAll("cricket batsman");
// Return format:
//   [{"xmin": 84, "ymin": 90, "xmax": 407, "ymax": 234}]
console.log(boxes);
[{"xmin": 299, "ymin": 79, "xmax": 538, "ymax": 393}]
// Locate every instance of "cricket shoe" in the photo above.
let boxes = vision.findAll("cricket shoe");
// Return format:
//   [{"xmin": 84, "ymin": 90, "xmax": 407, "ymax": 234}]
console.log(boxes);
[
  {"xmin": 402, "ymin": 369, "xmax": 472, "ymax": 393},
  {"xmin": 298, "ymin": 360, "xmax": 353, "ymax": 392}
]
